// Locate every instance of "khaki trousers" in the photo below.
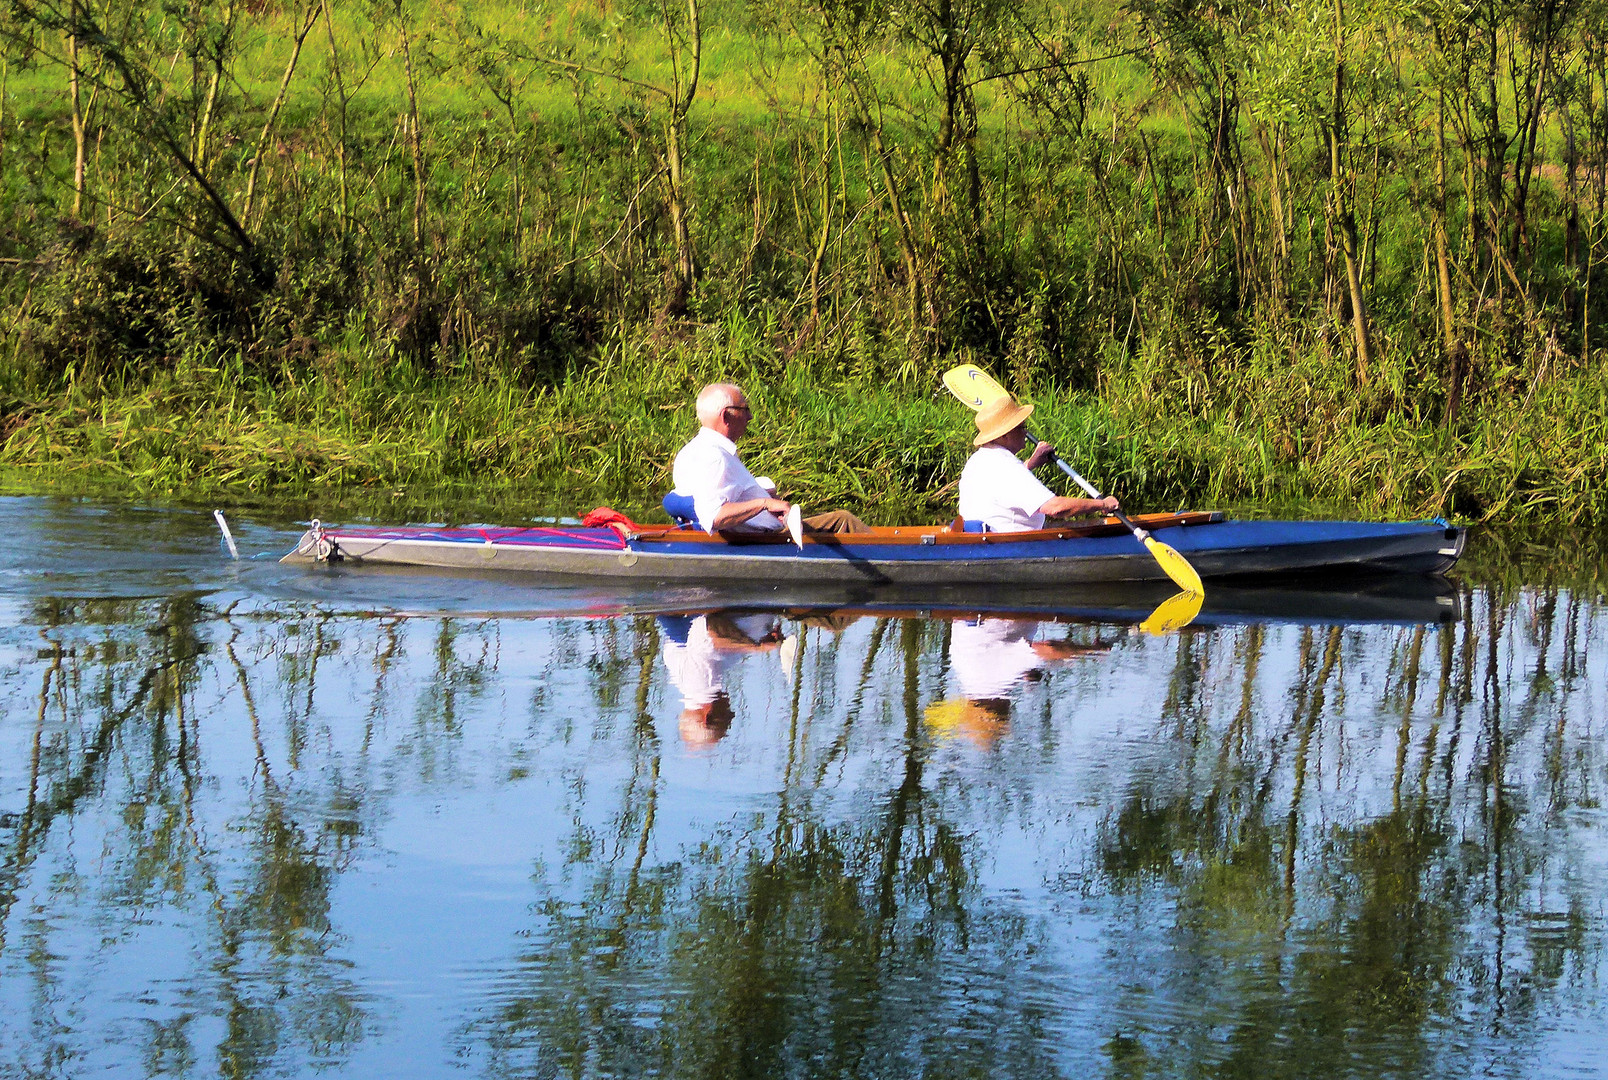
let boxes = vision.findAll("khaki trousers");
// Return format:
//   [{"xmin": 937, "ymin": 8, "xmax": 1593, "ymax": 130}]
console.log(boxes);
[{"xmin": 802, "ymin": 509, "xmax": 872, "ymax": 534}]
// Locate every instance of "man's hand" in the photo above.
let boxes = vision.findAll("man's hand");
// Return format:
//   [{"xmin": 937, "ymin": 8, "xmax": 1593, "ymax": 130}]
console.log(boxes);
[
  {"xmin": 1025, "ymin": 441, "xmax": 1058, "ymax": 470},
  {"xmin": 709, "ymin": 497, "xmax": 791, "ymax": 531}
]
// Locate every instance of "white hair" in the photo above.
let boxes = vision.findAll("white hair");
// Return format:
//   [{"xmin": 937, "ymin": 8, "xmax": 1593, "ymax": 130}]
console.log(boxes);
[{"xmin": 695, "ymin": 383, "xmax": 744, "ymax": 427}]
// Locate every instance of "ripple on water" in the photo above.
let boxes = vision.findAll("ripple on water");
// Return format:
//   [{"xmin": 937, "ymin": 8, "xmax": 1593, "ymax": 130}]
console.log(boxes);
[{"xmin": 0, "ymin": 496, "xmax": 1606, "ymax": 1078}]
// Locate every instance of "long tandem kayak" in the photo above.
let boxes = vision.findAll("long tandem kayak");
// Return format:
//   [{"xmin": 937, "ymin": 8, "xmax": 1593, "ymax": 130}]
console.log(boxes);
[{"xmin": 282, "ymin": 512, "xmax": 1466, "ymax": 585}]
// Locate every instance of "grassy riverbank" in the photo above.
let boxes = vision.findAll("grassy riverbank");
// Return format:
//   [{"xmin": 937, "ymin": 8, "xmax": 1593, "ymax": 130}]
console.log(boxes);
[{"xmin": 6, "ymin": 328, "xmax": 1606, "ymax": 525}]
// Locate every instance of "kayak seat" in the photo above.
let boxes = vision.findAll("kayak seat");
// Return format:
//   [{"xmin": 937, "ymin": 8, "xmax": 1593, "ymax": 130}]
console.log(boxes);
[
  {"xmin": 656, "ymin": 614, "xmax": 695, "ymax": 645},
  {"xmin": 662, "ymin": 492, "xmax": 698, "ymax": 528},
  {"xmin": 947, "ymin": 517, "xmax": 988, "ymax": 533}
]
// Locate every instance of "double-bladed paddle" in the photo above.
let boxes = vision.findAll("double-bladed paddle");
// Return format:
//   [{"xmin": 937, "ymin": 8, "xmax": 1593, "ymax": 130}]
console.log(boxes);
[{"xmin": 941, "ymin": 363, "xmax": 1205, "ymax": 596}]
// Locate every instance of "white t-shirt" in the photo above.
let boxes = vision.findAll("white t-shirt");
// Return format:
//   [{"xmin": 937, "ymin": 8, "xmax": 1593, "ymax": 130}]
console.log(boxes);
[
  {"xmin": 957, "ymin": 446, "xmax": 1055, "ymax": 532},
  {"xmin": 948, "ymin": 618, "xmax": 1047, "ymax": 699},
  {"xmin": 671, "ymin": 427, "xmax": 781, "ymax": 533}
]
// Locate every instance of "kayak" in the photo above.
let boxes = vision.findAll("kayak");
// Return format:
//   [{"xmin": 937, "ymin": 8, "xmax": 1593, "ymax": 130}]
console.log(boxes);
[{"xmin": 282, "ymin": 511, "xmax": 1466, "ymax": 585}]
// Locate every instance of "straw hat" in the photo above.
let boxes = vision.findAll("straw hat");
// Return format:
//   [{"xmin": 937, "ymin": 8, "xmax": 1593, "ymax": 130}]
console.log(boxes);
[{"xmin": 973, "ymin": 395, "xmax": 1034, "ymax": 446}]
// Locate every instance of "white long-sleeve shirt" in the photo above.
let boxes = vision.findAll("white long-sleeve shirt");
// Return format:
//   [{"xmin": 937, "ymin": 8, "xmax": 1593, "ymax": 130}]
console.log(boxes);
[
  {"xmin": 661, "ymin": 613, "xmax": 781, "ymax": 705},
  {"xmin": 671, "ymin": 427, "xmax": 781, "ymax": 533}
]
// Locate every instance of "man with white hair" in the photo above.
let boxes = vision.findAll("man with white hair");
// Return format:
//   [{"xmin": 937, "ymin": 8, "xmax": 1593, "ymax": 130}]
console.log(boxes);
[
  {"xmin": 671, "ymin": 383, "xmax": 869, "ymax": 533},
  {"xmin": 659, "ymin": 611, "xmax": 785, "ymax": 746}
]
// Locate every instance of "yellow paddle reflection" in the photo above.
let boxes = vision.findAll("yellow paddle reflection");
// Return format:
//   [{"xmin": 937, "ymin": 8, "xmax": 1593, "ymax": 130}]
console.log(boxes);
[{"xmin": 1138, "ymin": 589, "xmax": 1205, "ymax": 636}]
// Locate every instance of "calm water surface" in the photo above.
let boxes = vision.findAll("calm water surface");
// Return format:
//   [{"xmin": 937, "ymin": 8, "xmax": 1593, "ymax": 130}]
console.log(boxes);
[{"xmin": 1, "ymin": 496, "xmax": 1604, "ymax": 1078}]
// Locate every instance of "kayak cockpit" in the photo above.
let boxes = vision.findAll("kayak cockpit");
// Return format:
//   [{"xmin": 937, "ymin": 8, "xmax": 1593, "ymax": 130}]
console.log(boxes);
[{"xmin": 627, "ymin": 510, "xmax": 1227, "ymax": 545}]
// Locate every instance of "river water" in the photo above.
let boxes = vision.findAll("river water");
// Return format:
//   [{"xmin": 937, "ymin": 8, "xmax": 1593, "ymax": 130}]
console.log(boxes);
[{"xmin": 0, "ymin": 496, "xmax": 1604, "ymax": 1079}]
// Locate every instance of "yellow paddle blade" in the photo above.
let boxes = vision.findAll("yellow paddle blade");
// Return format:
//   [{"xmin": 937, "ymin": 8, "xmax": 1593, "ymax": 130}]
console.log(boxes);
[
  {"xmin": 941, "ymin": 364, "xmax": 1011, "ymax": 410},
  {"xmin": 1139, "ymin": 589, "xmax": 1205, "ymax": 636},
  {"xmin": 1142, "ymin": 535, "xmax": 1205, "ymax": 595}
]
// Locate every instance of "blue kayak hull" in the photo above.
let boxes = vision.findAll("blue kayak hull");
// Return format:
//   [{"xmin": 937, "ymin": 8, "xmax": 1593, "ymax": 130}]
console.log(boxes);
[{"xmin": 285, "ymin": 516, "xmax": 1466, "ymax": 585}]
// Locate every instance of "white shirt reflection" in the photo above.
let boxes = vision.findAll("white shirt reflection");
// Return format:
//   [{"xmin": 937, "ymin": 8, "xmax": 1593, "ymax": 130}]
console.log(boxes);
[
  {"xmin": 659, "ymin": 612, "xmax": 783, "ymax": 745},
  {"xmin": 949, "ymin": 617, "xmax": 1052, "ymax": 699}
]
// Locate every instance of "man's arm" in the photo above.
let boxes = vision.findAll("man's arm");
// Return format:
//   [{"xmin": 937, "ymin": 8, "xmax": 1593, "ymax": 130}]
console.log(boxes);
[
  {"xmin": 709, "ymin": 497, "xmax": 791, "ymax": 531},
  {"xmin": 1039, "ymin": 494, "xmax": 1119, "ymax": 520},
  {"xmin": 1026, "ymin": 441, "xmax": 1118, "ymax": 520}
]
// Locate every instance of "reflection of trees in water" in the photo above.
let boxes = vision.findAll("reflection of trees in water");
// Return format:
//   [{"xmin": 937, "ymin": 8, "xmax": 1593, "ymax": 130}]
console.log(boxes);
[
  {"xmin": 471, "ymin": 616, "xmax": 1059, "ymax": 1079},
  {"xmin": 1094, "ymin": 590, "xmax": 1604, "ymax": 1076},
  {"xmin": 468, "ymin": 592, "xmax": 1603, "ymax": 1078},
  {"xmin": 0, "ymin": 595, "xmax": 383, "ymax": 1077},
  {"xmin": 0, "ymin": 581, "xmax": 1603, "ymax": 1077}
]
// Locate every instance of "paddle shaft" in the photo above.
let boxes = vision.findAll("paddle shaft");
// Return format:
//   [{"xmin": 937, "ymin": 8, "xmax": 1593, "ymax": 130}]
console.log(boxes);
[{"xmin": 1021, "ymin": 431, "xmax": 1156, "ymax": 540}]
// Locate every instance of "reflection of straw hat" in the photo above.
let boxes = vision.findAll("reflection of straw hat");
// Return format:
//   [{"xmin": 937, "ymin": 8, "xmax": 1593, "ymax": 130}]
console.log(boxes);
[
  {"xmin": 924, "ymin": 698, "xmax": 1011, "ymax": 747},
  {"xmin": 973, "ymin": 395, "xmax": 1034, "ymax": 446}
]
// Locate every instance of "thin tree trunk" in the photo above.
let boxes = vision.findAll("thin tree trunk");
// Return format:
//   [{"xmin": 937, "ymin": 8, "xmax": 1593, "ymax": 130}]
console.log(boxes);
[
  {"xmin": 67, "ymin": 16, "xmax": 86, "ymax": 218},
  {"xmin": 660, "ymin": 0, "xmax": 702, "ymax": 316},
  {"xmin": 664, "ymin": 115, "xmax": 693, "ymax": 308},
  {"xmin": 398, "ymin": 21, "xmax": 427, "ymax": 249},
  {"xmin": 1435, "ymin": 89, "xmax": 1467, "ymax": 428},
  {"xmin": 1483, "ymin": 2, "xmax": 1505, "ymax": 304},
  {"xmin": 1510, "ymin": 7, "xmax": 1553, "ymax": 265},
  {"xmin": 1329, "ymin": 0, "xmax": 1374, "ymax": 386},
  {"xmin": 323, "ymin": 0, "xmax": 349, "ymax": 241},
  {"xmin": 193, "ymin": 0, "xmax": 238, "ymax": 169},
  {"xmin": 0, "ymin": 58, "xmax": 8, "ymax": 174},
  {"xmin": 800, "ymin": 113, "xmax": 836, "ymax": 343},
  {"xmin": 243, "ymin": 1, "xmax": 320, "ymax": 225},
  {"xmin": 1258, "ymin": 122, "xmax": 1289, "ymax": 318}
]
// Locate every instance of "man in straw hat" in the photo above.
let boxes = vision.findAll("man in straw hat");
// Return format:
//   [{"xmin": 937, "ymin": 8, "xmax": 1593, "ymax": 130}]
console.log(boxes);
[
  {"xmin": 958, "ymin": 394, "xmax": 1118, "ymax": 532},
  {"xmin": 672, "ymin": 382, "xmax": 869, "ymax": 533}
]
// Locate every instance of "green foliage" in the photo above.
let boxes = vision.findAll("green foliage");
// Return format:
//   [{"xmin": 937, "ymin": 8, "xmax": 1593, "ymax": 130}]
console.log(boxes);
[{"xmin": 2, "ymin": 0, "xmax": 1607, "ymax": 521}]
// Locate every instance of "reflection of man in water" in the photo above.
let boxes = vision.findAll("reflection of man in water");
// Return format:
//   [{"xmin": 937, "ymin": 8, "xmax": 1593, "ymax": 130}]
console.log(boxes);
[
  {"xmin": 932, "ymin": 617, "xmax": 1110, "ymax": 747},
  {"xmin": 659, "ymin": 612, "xmax": 784, "ymax": 745}
]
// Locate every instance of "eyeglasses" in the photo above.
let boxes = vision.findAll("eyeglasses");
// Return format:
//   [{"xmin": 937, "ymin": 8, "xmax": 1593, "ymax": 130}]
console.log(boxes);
[{"xmin": 723, "ymin": 405, "xmax": 752, "ymax": 417}]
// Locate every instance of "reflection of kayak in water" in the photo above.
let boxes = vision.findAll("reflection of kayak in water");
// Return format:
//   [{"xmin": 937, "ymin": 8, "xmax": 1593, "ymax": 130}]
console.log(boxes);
[
  {"xmin": 813, "ymin": 577, "xmax": 1464, "ymax": 627},
  {"xmin": 737, "ymin": 577, "xmax": 1462, "ymax": 628},
  {"xmin": 271, "ymin": 562, "xmax": 1460, "ymax": 629},
  {"xmin": 283, "ymin": 513, "xmax": 1465, "ymax": 585}
]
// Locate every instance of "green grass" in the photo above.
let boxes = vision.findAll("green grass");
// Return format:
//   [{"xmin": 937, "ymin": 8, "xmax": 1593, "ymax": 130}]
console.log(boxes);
[{"xmin": 7, "ymin": 322, "xmax": 1607, "ymax": 525}]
